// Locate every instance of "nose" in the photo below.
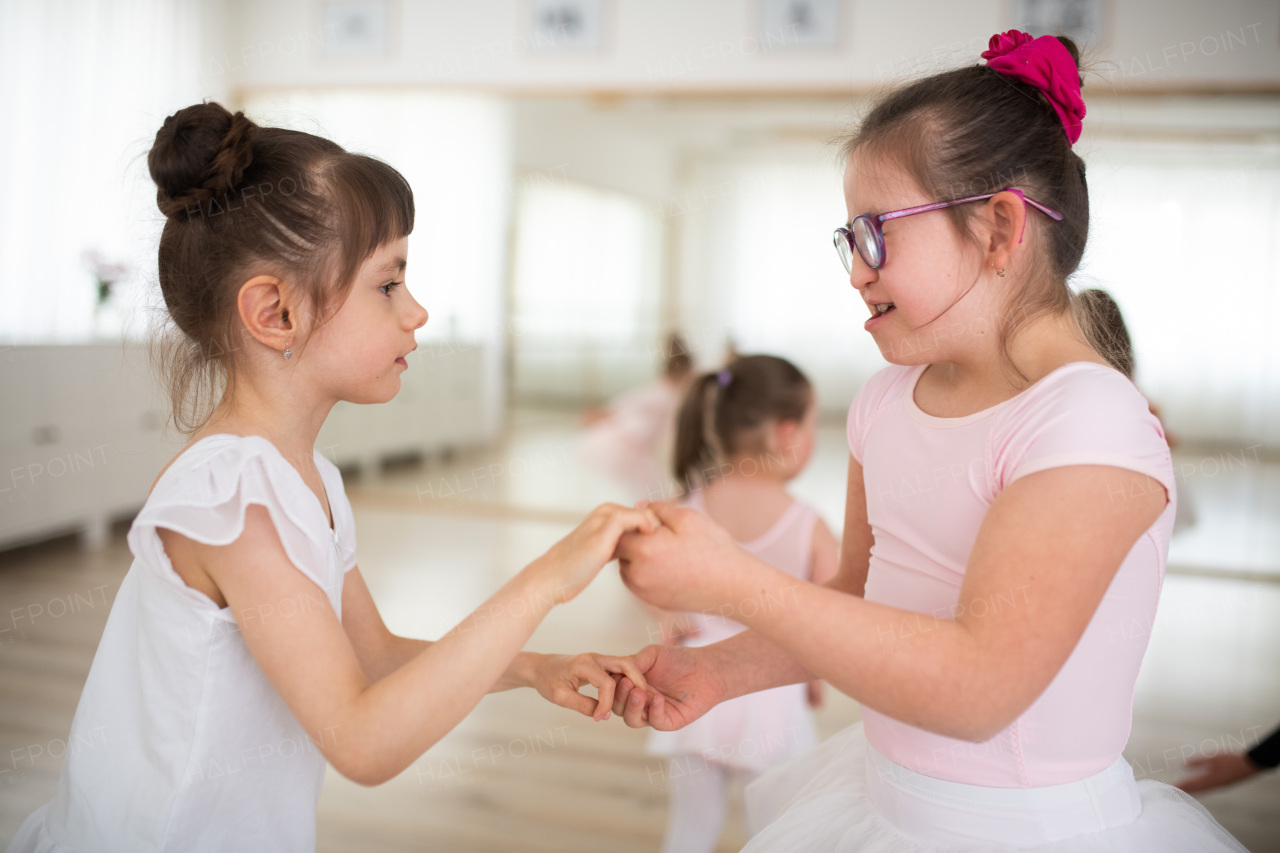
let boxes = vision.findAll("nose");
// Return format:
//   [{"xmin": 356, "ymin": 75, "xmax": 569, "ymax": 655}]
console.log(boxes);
[
  {"xmin": 404, "ymin": 290, "xmax": 428, "ymax": 331},
  {"xmin": 848, "ymin": 256, "xmax": 877, "ymax": 293}
]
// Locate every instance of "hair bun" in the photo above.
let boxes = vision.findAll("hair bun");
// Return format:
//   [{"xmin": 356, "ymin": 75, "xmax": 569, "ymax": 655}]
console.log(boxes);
[{"xmin": 149, "ymin": 102, "xmax": 257, "ymax": 220}]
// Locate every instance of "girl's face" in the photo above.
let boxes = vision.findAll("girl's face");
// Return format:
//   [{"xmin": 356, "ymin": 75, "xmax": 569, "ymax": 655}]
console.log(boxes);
[
  {"xmin": 841, "ymin": 151, "xmax": 995, "ymax": 365},
  {"xmin": 304, "ymin": 236, "xmax": 428, "ymax": 404}
]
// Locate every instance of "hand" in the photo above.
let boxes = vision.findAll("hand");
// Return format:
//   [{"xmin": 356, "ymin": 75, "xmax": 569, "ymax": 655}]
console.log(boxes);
[
  {"xmin": 529, "ymin": 653, "xmax": 649, "ymax": 722},
  {"xmin": 1175, "ymin": 753, "xmax": 1262, "ymax": 793},
  {"xmin": 532, "ymin": 503, "xmax": 659, "ymax": 604},
  {"xmin": 806, "ymin": 679, "xmax": 825, "ymax": 709},
  {"xmin": 609, "ymin": 644, "xmax": 727, "ymax": 731},
  {"xmin": 616, "ymin": 501, "xmax": 756, "ymax": 614}
]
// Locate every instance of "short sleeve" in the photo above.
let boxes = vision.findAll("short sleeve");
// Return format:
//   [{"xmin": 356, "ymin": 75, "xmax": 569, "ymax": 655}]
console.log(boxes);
[
  {"xmin": 847, "ymin": 365, "xmax": 918, "ymax": 464},
  {"xmin": 991, "ymin": 365, "xmax": 1174, "ymax": 498},
  {"xmin": 131, "ymin": 436, "xmax": 343, "ymax": 599}
]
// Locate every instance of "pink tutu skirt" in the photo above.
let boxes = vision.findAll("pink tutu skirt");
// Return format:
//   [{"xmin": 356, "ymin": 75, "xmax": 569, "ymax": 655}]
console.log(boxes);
[{"xmin": 742, "ymin": 722, "xmax": 1249, "ymax": 852}]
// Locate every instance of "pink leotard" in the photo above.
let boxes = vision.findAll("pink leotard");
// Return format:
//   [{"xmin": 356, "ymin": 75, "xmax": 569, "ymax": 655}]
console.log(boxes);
[{"xmin": 848, "ymin": 362, "xmax": 1176, "ymax": 788}]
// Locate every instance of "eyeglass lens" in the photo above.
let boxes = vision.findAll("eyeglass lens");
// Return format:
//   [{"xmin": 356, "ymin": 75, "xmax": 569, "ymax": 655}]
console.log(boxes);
[{"xmin": 852, "ymin": 218, "xmax": 881, "ymax": 269}]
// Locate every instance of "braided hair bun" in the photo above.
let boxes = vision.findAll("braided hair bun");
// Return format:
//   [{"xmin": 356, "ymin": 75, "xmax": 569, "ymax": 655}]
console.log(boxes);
[{"xmin": 148, "ymin": 102, "xmax": 257, "ymax": 221}]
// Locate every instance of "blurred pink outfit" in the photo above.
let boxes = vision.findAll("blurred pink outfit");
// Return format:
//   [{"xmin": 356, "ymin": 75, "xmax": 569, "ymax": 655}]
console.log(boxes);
[
  {"xmin": 647, "ymin": 489, "xmax": 821, "ymax": 774},
  {"xmin": 578, "ymin": 379, "xmax": 683, "ymax": 500},
  {"xmin": 742, "ymin": 363, "xmax": 1248, "ymax": 851}
]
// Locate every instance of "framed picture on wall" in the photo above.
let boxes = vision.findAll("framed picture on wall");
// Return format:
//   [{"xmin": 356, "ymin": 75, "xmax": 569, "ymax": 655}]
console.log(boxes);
[
  {"xmin": 1012, "ymin": 0, "xmax": 1106, "ymax": 46},
  {"xmin": 759, "ymin": 0, "xmax": 840, "ymax": 50},
  {"xmin": 529, "ymin": 0, "xmax": 604, "ymax": 53},
  {"xmin": 322, "ymin": 0, "xmax": 391, "ymax": 60}
]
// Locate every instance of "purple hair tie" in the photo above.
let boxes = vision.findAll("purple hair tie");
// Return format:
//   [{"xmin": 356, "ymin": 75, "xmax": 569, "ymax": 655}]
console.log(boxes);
[
  {"xmin": 716, "ymin": 369, "xmax": 732, "ymax": 388},
  {"xmin": 981, "ymin": 29, "xmax": 1086, "ymax": 145}
]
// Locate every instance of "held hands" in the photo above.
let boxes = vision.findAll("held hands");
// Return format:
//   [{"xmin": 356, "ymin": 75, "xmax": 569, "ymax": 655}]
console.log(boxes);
[
  {"xmin": 529, "ymin": 653, "xmax": 649, "ymax": 722},
  {"xmin": 608, "ymin": 644, "xmax": 726, "ymax": 731},
  {"xmin": 531, "ymin": 503, "xmax": 660, "ymax": 605},
  {"xmin": 615, "ymin": 501, "xmax": 753, "ymax": 614}
]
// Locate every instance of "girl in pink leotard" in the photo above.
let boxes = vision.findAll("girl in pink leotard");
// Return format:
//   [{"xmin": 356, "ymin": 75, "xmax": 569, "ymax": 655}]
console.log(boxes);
[
  {"xmin": 610, "ymin": 29, "xmax": 1248, "ymax": 852},
  {"xmin": 644, "ymin": 355, "xmax": 839, "ymax": 853}
]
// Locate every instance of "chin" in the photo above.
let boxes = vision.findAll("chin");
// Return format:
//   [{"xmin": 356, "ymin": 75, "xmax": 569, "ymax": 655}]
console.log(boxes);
[
  {"xmin": 343, "ymin": 377, "xmax": 401, "ymax": 405},
  {"xmin": 875, "ymin": 338, "xmax": 932, "ymax": 367}
]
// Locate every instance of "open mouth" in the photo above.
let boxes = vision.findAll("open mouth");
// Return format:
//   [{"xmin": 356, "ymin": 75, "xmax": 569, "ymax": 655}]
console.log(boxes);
[{"xmin": 871, "ymin": 302, "xmax": 896, "ymax": 318}]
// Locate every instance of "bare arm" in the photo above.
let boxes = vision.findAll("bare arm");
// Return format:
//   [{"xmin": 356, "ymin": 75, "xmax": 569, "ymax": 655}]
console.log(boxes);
[
  {"xmin": 620, "ymin": 461, "xmax": 1165, "ymax": 741},
  {"xmin": 613, "ymin": 455, "xmax": 872, "ymax": 724},
  {"xmin": 699, "ymin": 454, "xmax": 872, "ymax": 700},
  {"xmin": 177, "ymin": 502, "xmax": 655, "ymax": 786},
  {"xmin": 341, "ymin": 570, "xmax": 635, "ymax": 710},
  {"xmin": 340, "ymin": 569, "xmax": 546, "ymax": 691}
]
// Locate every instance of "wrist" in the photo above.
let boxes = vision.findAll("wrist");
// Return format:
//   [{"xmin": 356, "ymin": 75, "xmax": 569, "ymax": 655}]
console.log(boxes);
[
  {"xmin": 716, "ymin": 558, "xmax": 800, "ymax": 630},
  {"xmin": 519, "ymin": 554, "xmax": 573, "ymax": 609},
  {"xmin": 512, "ymin": 651, "xmax": 543, "ymax": 690},
  {"xmin": 694, "ymin": 642, "xmax": 735, "ymax": 704}
]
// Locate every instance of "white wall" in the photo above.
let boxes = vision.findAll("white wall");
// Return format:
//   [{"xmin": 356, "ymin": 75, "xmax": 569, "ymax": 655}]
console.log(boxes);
[{"xmin": 226, "ymin": 0, "xmax": 1280, "ymax": 94}]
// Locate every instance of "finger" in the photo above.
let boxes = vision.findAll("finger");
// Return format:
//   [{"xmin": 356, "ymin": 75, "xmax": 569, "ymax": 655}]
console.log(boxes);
[
  {"xmin": 553, "ymin": 684, "xmax": 598, "ymax": 718},
  {"xmin": 573, "ymin": 659, "xmax": 616, "ymax": 720},
  {"xmin": 647, "ymin": 692, "xmax": 670, "ymax": 730},
  {"xmin": 594, "ymin": 655, "xmax": 648, "ymax": 694},
  {"xmin": 616, "ymin": 506, "xmax": 661, "ymax": 536},
  {"xmin": 1183, "ymin": 756, "xmax": 1210, "ymax": 769},
  {"xmin": 645, "ymin": 501, "xmax": 687, "ymax": 532},
  {"xmin": 613, "ymin": 677, "xmax": 635, "ymax": 716},
  {"xmin": 622, "ymin": 686, "xmax": 649, "ymax": 728},
  {"xmin": 583, "ymin": 666, "xmax": 616, "ymax": 717}
]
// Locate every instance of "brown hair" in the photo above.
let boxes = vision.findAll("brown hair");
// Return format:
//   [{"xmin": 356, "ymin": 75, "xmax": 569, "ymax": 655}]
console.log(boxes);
[
  {"xmin": 147, "ymin": 101, "xmax": 414, "ymax": 434},
  {"xmin": 842, "ymin": 38, "xmax": 1125, "ymax": 379},
  {"xmin": 673, "ymin": 354, "xmax": 812, "ymax": 493},
  {"xmin": 1074, "ymin": 288, "xmax": 1134, "ymax": 379},
  {"xmin": 663, "ymin": 332, "xmax": 693, "ymax": 379}
]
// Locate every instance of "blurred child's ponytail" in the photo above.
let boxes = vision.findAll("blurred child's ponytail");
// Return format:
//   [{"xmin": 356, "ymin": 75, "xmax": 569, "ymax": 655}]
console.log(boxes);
[
  {"xmin": 1073, "ymin": 288, "xmax": 1134, "ymax": 379},
  {"xmin": 673, "ymin": 355, "xmax": 811, "ymax": 494}
]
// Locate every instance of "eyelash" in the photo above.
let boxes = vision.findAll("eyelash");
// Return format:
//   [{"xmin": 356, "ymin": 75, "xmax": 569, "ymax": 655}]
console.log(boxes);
[{"xmin": 379, "ymin": 281, "xmax": 402, "ymax": 297}]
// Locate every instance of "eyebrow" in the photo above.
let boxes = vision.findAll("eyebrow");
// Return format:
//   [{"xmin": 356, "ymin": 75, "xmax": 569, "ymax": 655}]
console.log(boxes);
[{"xmin": 379, "ymin": 257, "xmax": 407, "ymax": 274}]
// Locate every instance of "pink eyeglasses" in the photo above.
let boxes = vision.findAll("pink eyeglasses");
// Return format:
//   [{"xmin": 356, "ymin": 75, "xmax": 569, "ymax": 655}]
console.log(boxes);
[{"xmin": 833, "ymin": 188, "xmax": 1064, "ymax": 273}]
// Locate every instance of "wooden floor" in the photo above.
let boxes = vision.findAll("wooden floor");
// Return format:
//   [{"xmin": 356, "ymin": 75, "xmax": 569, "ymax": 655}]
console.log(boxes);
[{"xmin": 1, "ymin": 408, "xmax": 1277, "ymax": 852}]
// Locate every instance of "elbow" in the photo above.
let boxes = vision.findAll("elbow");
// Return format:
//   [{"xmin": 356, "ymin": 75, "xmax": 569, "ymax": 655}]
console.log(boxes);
[
  {"xmin": 939, "ymin": 700, "xmax": 1026, "ymax": 744},
  {"xmin": 329, "ymin": 748, "xmax": 412, "ymax": 788},
  {"xmin": 330, "ymin": 755, "xmax": 389, "ymax": 788}
]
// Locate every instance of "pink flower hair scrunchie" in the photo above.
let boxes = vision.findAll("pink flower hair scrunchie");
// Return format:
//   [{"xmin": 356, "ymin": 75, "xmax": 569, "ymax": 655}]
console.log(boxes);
[{"xmin": 981, "ymin": 29, "xmax": 1086, "ymax": 145}]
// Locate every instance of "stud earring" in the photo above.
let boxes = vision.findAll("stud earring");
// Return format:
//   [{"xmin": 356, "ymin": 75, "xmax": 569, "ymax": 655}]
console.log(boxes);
[
  {"xmin": 996, "ymin": 268, "xmax": 1006, "ymax": 277},
  {"xmin": 283, "ymin": 345, "xmax": 292, "ymax": 360}
]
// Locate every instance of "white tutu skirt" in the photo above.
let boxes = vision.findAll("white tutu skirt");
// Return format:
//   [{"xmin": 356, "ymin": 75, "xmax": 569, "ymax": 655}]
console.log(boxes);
[{"xmin": 742, "ymin": 722, "xmax": 1249, "ymax": 852}]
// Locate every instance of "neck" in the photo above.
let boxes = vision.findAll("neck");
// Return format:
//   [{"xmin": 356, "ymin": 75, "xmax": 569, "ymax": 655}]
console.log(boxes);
[
  {"xmin": 927, "ymin": 307, "xmax": 1095, "ymax": 395},
  {"xmin": 200, "ymin": 369, "xmax": 335, "ymax": 469},
  {"xmin": 714, "ymin": 452, "xmax": 796, "ymax": 488}
]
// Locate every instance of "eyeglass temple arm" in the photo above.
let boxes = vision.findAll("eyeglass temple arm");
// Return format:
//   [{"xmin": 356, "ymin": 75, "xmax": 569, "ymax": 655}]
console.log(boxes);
[{"xmin": 877, "ymin": 189, "xmax": 1064, "ymax": 224}]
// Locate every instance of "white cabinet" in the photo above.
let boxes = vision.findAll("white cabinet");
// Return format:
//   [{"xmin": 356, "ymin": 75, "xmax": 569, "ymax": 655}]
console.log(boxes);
[
  {"xmin": 0, "ymin": 342, "xmax": 490, "ymax": 550},
  {"xmin": 0, "ymin": 345, "xmax": 178, "ymax": 550}
]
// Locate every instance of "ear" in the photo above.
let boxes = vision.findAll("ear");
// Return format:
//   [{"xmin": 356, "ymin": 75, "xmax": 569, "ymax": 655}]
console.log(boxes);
[
  {"xmin": 983, "ymin": 190, "xmax": 1029, "ymax": 274},
  {"xmin": 237, "ymin": 275, "xmax": 298, "ymax": 355},
  {"xmin": 771, "ymin": 418, "xmax": 799, "ymax": 454}
]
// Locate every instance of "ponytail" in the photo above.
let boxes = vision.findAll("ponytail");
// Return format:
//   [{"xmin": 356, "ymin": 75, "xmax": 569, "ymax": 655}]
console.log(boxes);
[
  {"xmin": 671, "ymin": 355, "xmax": 812, "ymax": 494},
  {"xmin": 1072, "ymin": 288, "xmax": 1134, "ymax": 379},
  {"xmin": 672, "ymin": 372, "xmax": 724, "ymax": 494}
]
